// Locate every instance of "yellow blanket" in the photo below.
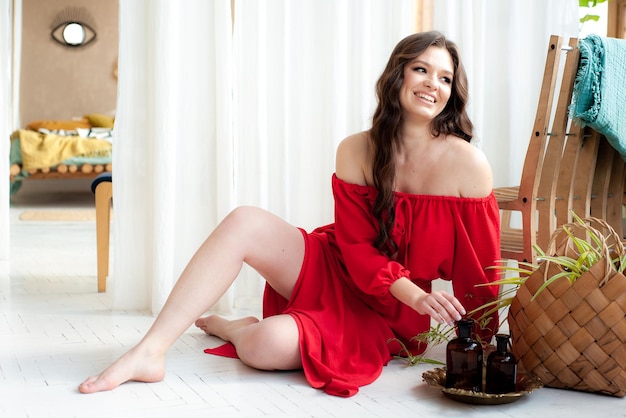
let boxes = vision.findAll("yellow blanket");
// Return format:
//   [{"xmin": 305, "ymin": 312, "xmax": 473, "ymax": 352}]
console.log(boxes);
[{"xmin": 11, "ymin": 129, "xmax": 112, "ymax": 170}]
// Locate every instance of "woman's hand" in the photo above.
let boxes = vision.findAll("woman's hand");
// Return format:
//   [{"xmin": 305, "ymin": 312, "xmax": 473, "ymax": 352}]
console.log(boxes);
[
  {"xmin": 390, "ymin": 277, "xmax": 466, "ymax": 326},
  {"xmin": 413, "ymin": 290, "xmax": 466, "ymax": 326}
]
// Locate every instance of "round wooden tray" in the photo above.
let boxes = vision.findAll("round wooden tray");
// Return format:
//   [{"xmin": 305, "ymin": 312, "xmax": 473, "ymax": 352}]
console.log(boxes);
[{"xmin": 422, "ymin": 368, "xmax": 543, "ymax": 405}]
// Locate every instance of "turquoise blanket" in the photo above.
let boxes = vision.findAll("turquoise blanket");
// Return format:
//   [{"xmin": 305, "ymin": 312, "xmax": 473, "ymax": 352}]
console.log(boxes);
[{"xmin": 570, "ymin": 34, "xmax": 626, "ymax": 160}]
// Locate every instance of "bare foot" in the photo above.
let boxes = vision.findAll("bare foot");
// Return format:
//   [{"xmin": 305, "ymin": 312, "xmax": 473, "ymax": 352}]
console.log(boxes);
[
  {"xmin": 195, "ymin": 315, "xmax": 259, "ymax": 341},
  {"xmin": 78, "ymin": 344, "xmax": 165, "ymax": 394}
]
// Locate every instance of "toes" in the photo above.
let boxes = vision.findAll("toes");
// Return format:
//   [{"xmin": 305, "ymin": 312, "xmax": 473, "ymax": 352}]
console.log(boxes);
[
  {"xmin": 195, "ymin": 320, "xmax": 210, "ymax": 333},
  {"xmin": 78, "ymin": 379, "xmax": 93, "ymax": 393},
  {"xmin": 78, "ymin": 375, "xmax": 104, "ymax": 394},
  {"xmin": 195, "ymin": 317, "xmax": 212, "ymax": 328}
]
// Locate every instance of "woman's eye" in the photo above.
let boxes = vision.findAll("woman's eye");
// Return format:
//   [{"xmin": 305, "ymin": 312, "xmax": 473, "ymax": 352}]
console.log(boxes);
[
  {"xmin": 441, "ymin": 77, "xmax": 452, "ymax": 84},
  {"xmin": 413, "ymin": 67, "xmax": 426, "ymax": 73}
]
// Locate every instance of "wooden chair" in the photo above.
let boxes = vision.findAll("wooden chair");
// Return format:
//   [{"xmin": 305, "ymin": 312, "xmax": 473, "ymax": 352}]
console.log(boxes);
[
  {"xmin": 591, "ymin": 138, "xmax": 625, "ymax": 235},
  {"xmin": 496, "ymin": 35, "xmax": 625, "ymax": 264},
  {"xmin": 90, "ymin": 173, "xmax": 112, "ymax": 292}
]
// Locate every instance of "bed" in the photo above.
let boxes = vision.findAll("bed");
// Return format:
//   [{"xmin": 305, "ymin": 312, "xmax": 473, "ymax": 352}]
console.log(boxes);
[{"xmin": 9, "ymin": 114, "xmax": 113, "ymax": 195}]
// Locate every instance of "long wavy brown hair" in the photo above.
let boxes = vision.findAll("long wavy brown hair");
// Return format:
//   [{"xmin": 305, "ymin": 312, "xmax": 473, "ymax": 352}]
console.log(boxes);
[{"xmin": 370, "ymin": 31, "xmax": 474, "ymax": 258}]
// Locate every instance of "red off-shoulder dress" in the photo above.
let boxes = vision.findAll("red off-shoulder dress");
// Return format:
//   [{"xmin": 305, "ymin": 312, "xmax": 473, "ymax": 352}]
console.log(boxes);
[{"xmin": 206, "ymin": 174, "xmax": 501, "ymax": 397}]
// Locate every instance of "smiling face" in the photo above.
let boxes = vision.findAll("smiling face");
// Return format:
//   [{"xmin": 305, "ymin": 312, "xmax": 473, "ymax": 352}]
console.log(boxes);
[{"xmin": 399, "ymin": 45, "xmax": 454, "ymax": 124}]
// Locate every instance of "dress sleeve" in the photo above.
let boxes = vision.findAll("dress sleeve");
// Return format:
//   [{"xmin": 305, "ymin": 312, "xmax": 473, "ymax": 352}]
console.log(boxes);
[
  {"xmin": 450, "ymin": 194, "xmax": 501, "ymax": 341},
  {"xmin": 332, "ymin": 175, "xmax": 409, "ymax": 303}
]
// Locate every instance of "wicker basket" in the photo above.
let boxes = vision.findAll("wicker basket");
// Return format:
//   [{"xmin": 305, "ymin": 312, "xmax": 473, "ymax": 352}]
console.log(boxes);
[{"xmin": 507, "ymin": 217, "xmax": 626, "ymax": 397}]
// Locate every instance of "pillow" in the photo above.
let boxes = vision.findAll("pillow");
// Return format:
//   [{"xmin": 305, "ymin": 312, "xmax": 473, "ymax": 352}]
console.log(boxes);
[
  {"xmin": 37, "ymin": 128, "xmax": 79, "ymax": 136},
  {"xmin": 76, "ymin": 127, "xmax": 114, "ymax": 141},
  {"xmin": 84, "ymin": 113, "xmax": 115, "ymax": 128},
  {"xmin": 26, "ymin": 118, "xmax": 91, "ymax": 131}
]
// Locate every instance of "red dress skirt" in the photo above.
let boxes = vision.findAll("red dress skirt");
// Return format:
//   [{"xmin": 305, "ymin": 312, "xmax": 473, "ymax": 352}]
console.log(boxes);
[{"xmin": 208, "ymin": 174, "xmax": 501, "ymax": 397}]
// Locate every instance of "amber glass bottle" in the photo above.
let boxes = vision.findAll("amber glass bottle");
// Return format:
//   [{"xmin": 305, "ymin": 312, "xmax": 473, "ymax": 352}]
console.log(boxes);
[
  {"xmin": 485, "ymin": 334, "xmax": 517, "ymax": 394},
  {"xmin": 445, "ymin": 318, "xmax": 483, "ymax": 392}
]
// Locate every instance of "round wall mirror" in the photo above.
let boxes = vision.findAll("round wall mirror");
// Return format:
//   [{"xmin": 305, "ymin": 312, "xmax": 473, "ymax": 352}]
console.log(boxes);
[
  {"xmin": 50, "ymin": 7, "xmax": 97, "ymax": 48},
  {"xmin": 62, "ymin": 23, "xmax": 86, "ymax": 46}
]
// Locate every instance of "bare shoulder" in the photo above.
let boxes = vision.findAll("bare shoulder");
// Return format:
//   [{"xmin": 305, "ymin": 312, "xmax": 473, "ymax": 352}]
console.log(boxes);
[
  {"xmin": 335, "ymin": 131, "xmax": 372, "ymax": 186},
  {"xmin": 447, "ymin": 136, "xmax": 493, "ymax": 198}
]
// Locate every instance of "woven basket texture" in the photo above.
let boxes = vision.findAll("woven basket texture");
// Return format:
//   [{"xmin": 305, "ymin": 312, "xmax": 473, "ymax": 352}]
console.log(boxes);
[{"xmin": 507, "ymin": 219, "xmax": 626, "ymax": 397}]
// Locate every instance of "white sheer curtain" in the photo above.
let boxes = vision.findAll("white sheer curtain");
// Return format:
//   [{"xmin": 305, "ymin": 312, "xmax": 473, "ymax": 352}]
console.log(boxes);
[
  {"xmin": 432, "ymin": 0, "xmax": 580, "ymax": 188},
  {"xmin": 116, "ymin": 1, "xmax": 580, "ymax": 315},
  {"xmin": 228, "ymin": 0, "xmax": 417, "ymax": 310},
  {"xmin": 112, "ymin": 0, "xmax": 233, "ymax": 313},
  {"xmin": 113, "ymin": 0, "xmax": 416, "ymax": 315},
  {"xmin": 0, "ymin": 0, "xmax": 17, "ymax": 262}
]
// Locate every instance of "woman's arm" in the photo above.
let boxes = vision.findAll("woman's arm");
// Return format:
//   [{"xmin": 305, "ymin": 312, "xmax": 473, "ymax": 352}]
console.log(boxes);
[
  {"xmin": 335, "ymin": 132, "xmax": 371, "ymax": 186},
  {"xmin": 449, "ymin": 138, "xmax": 494, "ymax": 198},
  {"xmin": 390, "ymin": 277, "xmax": 465, "ymax": 326}
]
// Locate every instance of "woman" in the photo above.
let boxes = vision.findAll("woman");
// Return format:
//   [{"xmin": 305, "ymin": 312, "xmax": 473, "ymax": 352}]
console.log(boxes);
[{"xmin": 79, "ymin": 31, "xmax": 500, "ymax": 398}]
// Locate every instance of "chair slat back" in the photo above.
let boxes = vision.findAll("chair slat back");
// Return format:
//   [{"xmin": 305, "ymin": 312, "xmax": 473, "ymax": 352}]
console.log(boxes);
[
  {"xmin": 517, "ymin": 35, "xmax": 563, "ymax": 215},
  {"xmin": 537, "ymin": 37, "xmax": 581, "ymax": 248}
]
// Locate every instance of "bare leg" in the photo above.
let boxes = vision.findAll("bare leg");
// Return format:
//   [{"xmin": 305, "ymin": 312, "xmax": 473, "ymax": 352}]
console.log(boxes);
[
  {"xmin": 79, "ymin": 206, "xmax": 305, "ymax": 393},
  {"xmin": 197, "ymin": 314, "xmax": 302, "ymax": 370}
]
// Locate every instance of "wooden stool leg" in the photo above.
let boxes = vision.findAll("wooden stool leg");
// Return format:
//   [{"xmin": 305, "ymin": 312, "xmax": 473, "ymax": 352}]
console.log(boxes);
[{"xmin": 95, "ymin": 182, "xmax": 112, "ymax": 292}]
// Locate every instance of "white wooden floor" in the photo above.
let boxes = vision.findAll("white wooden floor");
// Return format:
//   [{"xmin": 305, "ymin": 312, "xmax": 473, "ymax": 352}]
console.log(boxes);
[{"xmin": 3, "ymin": 189, "xmax": 626, "ymax": 417}]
